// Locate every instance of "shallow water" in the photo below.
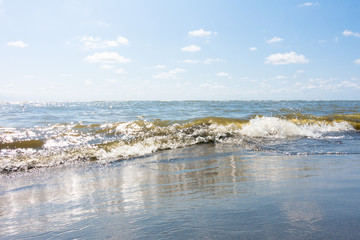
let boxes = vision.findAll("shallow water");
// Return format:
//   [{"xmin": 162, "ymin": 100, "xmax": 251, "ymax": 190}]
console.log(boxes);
[
  {"xmin": 1, "ymin": 145, "xmax": 360, "ymax": 239},
  {"xmin": 0, "ymin": 101, "xmax": 360, "ymax": 238},
  {"xmin": 1, "ymin": 101, "xmax": 359, "ymax": 172},
  {"xmin": 1, "ymin": 101, "xmax": 360, "ymax": 128}
]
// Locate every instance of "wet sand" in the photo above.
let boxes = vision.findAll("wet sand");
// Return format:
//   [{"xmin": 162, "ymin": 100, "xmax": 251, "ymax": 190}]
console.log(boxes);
[{"xmin": 1, "ymin": 145, "xmax": 360, "ymax": 239}]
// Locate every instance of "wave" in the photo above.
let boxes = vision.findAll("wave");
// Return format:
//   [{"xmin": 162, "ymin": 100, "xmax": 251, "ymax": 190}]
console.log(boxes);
[{"xmin": 0, "ymin": 114, "xmax": 359, "ymax": 173}]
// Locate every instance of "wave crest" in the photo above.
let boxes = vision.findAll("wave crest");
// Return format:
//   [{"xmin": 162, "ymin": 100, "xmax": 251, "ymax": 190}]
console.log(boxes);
[{"xmin": 0, "ymin": 115, "xmax": 357, "ymax": 172}]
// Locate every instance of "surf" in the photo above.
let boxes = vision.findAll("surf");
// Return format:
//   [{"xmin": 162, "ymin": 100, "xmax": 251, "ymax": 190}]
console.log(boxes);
[{"xmin": 1, "ymin": 113, "xmax": 358, "ymax": 173}]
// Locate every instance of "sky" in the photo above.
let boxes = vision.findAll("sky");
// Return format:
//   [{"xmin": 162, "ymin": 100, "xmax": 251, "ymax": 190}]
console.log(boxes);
[{"xmin": 0, "ymin": 0, "xmax": 360, "ymax": 101}]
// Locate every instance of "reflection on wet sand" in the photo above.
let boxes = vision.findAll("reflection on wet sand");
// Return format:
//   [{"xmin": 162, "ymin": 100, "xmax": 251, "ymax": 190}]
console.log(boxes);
[
  {"xmin": 282, "ymin": 201, "xmax": 322, "ymax": 232},
  {"xmin": 0, "ymin": 145, "xmax": 321, "ymax": 238}
]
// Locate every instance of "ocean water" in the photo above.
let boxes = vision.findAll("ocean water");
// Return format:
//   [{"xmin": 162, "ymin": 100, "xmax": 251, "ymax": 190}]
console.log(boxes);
[{"xmin": 0, "ymin": 101, "xmax": 360, "ymax": 239}]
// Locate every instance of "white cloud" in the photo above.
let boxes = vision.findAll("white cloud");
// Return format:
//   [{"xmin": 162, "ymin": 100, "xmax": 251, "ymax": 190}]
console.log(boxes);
[
  {"xmin": 117, "ymin": 35, "xmax": 129, "ymax": 45},
  {"xmin": 298, "ymin": 2, "xmax": 313, "ymax": 7},
  {"xmin": 189, "ymin": 29, "xmax": 213, "ymax": 37},
  {"xmin": 84, "ymin": 52, "xmax": 131, "ymax": 63},
  {"xmin": 115, "ymin": 68, "xmax": 127, "ymax": 74},
  {"xmin": 295, "ymin": 78, "xmax": 360, "ymax": 91},
  {"xmin": 341, "ymin": 81, "xmax": 360, "ymax": 88},
  {"xmin": 342, "ymin": 30, "xmax": 360, "ymax": 37},
  {"xmin": 309, "ymin": 78, "xmax": 330, "ymax": 84},
  {"xmin": 265, "ymin": 51, "xmax": 309, "ymax": 65},
  {"xmin": 204, "ymin": 58, "xmax": 221, "ymax": 64},
  {"xmin": 273, "ymin": 75, "xmax": 287, "ymax": 80},
  {"xmin": 81, "ymin": 35, "xmax": 111, "ymax": 49},
  {"xmin": 7, "ymin": 41, "xmax": 28, "ymax": 48},
  {"xmin": 295, "ymin": 82, "xmax": 316, "ymax": 89},
  {"xmin": 80, "ymin": 35, "xmax": 129, "ymax": 49},
  {"xmin": 153, "ymin": 68, "xmax": 186, "ymax": 79},
  {"xmin": 298, "ymin": 2, "xmax": 319, "ymax": 7},
  {"xmin": 181, "ymin": 45, "xmax": 201, "ymax": 52},
  {"xmin": 354, "ymin": 59, "xmax": 360, "ymax": 65},
  {"xmin": 100, "ymin": 65, "xmax": 115, "ymax": 69},
  {"xmin": 181, "ymin": 58, "xmax": 221, "ymax": 64},
  {"xmin": 304, "ymin": 84, "xmax": 316, "ymax": 89},
  {"xmin": 294, "ymin": 70, "xmax": 305, "ymax": 78},
  {"xmin": 249, "ymin": 47, "xmax": 257, "ymax": 51},
  {"xmin": 259, "ymin": 81, "xmax": 271, "ymax": 89},
  {"xmin": 183, "ymin": 59, "xmax": 200, "ymax": 64},
  {"xmin": 267, "ymin": 37, "xmax": 283, "ymax": 44},
  {"xmin": 217, "ymin": 72, "xmax": 230, "ymax": 77}
]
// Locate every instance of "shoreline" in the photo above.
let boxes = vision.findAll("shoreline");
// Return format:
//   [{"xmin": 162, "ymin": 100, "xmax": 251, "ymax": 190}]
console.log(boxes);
[{"xmin": 1, "ymin": 145, "xmax": 360, "ymax": 239}]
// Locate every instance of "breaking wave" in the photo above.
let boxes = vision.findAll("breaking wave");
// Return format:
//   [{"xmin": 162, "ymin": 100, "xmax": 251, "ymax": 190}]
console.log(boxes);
[{"xmin": 0, "ymin": 113, "xmax": 359, "ymax": 173}]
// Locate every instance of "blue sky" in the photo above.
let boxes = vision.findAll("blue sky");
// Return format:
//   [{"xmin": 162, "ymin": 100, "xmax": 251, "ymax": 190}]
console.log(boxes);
[{"xmin": 1, "ymin": 0, "xmax": 360, "ymax": 101}]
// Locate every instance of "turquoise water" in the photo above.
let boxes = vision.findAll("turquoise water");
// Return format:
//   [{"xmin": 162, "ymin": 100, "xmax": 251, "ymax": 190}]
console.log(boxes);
[{"xmin": 0, "ymin": 101, "xmax": 360, "ymax": 238}]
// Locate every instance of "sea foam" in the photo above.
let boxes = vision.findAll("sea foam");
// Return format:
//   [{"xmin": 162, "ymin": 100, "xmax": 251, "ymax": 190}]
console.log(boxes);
[{"xmin": 0, "ymin": 115, "xmax": 357, "ymax": 172}]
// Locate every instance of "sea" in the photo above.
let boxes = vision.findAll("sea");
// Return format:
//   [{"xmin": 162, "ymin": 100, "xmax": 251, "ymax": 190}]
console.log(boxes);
[{"xmin": 0, "ymin": 101, "xmax": 360, "ymax": 239}]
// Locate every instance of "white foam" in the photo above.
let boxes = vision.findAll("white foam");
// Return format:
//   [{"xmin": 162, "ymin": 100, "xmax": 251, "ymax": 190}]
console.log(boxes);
[
  {"xmin": 239, "ymin": 116, "xmax": 353, "ymax": 139},
  {"xmin": 1, "ymin": 116, "xmax": 355, "ymax": 172}
]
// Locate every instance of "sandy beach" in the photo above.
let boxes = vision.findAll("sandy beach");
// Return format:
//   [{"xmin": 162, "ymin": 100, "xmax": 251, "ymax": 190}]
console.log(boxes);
[{"xmin": 1, "ymin": 144, "xmax": 360, "ymax": 239}]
